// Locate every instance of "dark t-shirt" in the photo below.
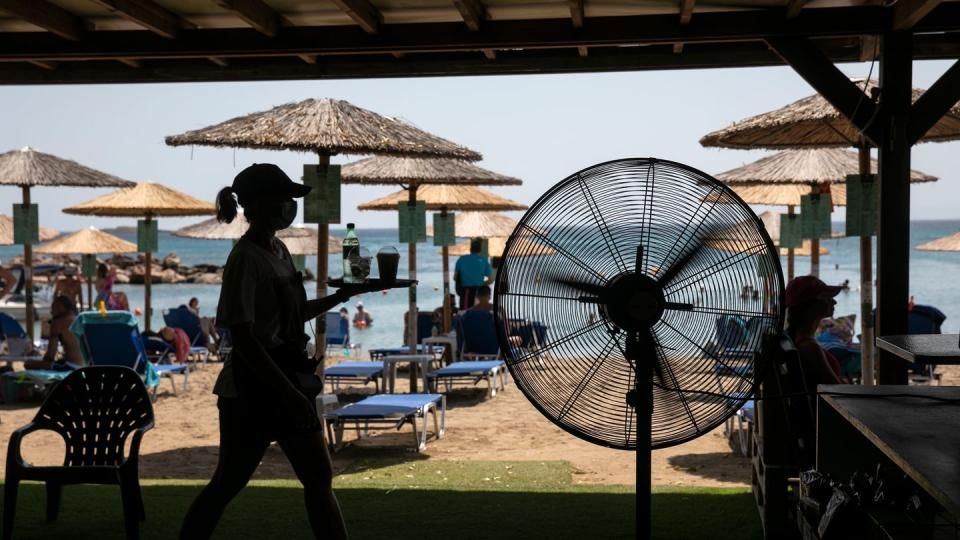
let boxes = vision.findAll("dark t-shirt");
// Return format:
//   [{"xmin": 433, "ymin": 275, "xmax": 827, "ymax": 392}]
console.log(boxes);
[{"xmin": 214, "ymin": 236, "xmax": 306, "ymax": 398}]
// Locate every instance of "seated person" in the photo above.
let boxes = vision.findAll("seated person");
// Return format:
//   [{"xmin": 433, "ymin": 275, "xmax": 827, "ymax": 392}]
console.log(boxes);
[
  {"xmin": 24, "ymin": 296, "xmax": 84, "ymax": 370},
  {"xmin": 431, "ymin": 293, "xmax": 457, "ymax": 328},
  {"xmin": 94, "ymin": 263, "xmax": 130, "ymax": 311},
  {"xmin": 785, "ymin": 276, "xmax": 846, "ymax": 386},
  {"xmin": 0, "ymin": 265, "xmax": 15, "ymax": 299},
  {"xmin": 187, "ymin": 297, "xmax": 219, "ymax": 352},
  {"xmin": 353, "ymin": 301, "xmax": 372, "ymax": 327},
  {"xmin": 54, "ymin": 266, "xmax": 84, "ymax": 310},
  {"xmin": 467, "ymin": 285, "xmax": 493, "ymax": 312},
  {"xmin": 157, "ymin": 326, "xmax": 192, "ymax": 363}
]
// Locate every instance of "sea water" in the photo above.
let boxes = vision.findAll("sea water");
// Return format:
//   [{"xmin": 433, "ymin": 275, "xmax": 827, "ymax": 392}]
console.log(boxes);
[{"xmin": 3, "ymin": 222, "xmax": 960, "ymax": 353}]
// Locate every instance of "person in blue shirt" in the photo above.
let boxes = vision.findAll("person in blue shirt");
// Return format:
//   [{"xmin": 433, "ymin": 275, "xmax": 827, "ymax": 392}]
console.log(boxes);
[{"xmin": 454, "ymin": 238, "xmax": 492, "ymax": 309}]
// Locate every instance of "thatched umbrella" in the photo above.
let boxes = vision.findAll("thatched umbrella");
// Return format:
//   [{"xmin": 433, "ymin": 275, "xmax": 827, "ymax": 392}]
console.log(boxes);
[
  {"xmin": 706, "ymin": 211, "xmax": 828, "ymax": 257},
  {"xmin": 359, "ymin": 184, "xmax": 527, "ymax": 332},
  {"xmin": 343, "ymin": 157, "xmax": 520, "ymax": 338},
  {"xmin": 166, "ymin": 98, "xmax": 481, "ymax": 353},
  {"xmin": 701, "ymin": 79, "xmax": 958, "ymax": 386},
  {"xmin": 0, "ymin": 146, "xmax": 134, "ymax": 338},
  {"xmin": 278, "ymin": 225, "xmax": 342, "ymax": 256},
  {"xmin": 63, "ymin": 182, "xmax": 215, "ymax": 332},
  {"xmin": 35, "ymin": 227, "xmax": 138, "ymax": 309},
  {"xmin": 0, "ymin": 214, "xmax": 59, "ymax": 245},
  {"xmin": 446, "ymin": 236, "xmax": 555, "ymax": 258},
  {"xmin": 173, "ymin": 211, "xmax": 340, "ymax": 251},
  {"xmin": 917, "ymin": 232, "xmax": 960, "ymax": 252},
  {"xmin": 714, "ymin": 148, "xmax": 936, "ymax": 279},
  {"xmin": 426, "ymin": 211, "xmax": 519, "ymax": 238}
]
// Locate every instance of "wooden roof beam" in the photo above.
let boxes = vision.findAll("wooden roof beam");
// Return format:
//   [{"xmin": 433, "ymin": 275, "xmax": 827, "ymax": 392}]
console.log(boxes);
[
  {"xmin": 0, "ymin": 0, "xmax": 82, "ymax": 40},
  {"xmin": 453, "ymin": 0, "xmax": 486, "ymax": 31},
  {"xmin": 569, "ymin": 0, "xmax": 584, "ymax": 28},
  {"xmin": 578, "ymin": 46, "xmax": 588, "ymax": 57},
  {"xmin": 118, "ymin": 58, "xmax": 141, "ymax": 67},
  {"xmin": 909, "ymin": 58, "xmax": 960, "ymax": 144},
  {"xmin": 214, "ymin": 0, "xmax": 282, "ymax": 37},
  {"xmin": 766, "ymin": 36, "xmax": 881, "ymax": 144},
  {"xmin": 298, "ymin": 54, "xmax": 317, "ymax": 64},
  {"xmin": 208, "ymin": 56, "xmax": 229, "ymax": 67},
  {"xmin": 892, "ymin": 0, "xmax": 942, "ymax": 31},
  {"xmin": 329, "ymin": 0, "xmax": 380, "ymax": 34},
  {"xmin": 28, "ymin": 60, "xmax": 58, "ymax": 70},
  {"xmin": 786, "ymin": 0, "xmax": 809, "ymax": 18},
  {"xmin": 88, "ymin": 0, "xmax": 182, "ymax": 39}
]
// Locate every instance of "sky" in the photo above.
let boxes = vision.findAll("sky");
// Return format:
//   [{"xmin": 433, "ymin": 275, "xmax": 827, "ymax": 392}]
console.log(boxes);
[{"xmin": 1, "ymin": 59, "xmax": 957, "ymax": 232}]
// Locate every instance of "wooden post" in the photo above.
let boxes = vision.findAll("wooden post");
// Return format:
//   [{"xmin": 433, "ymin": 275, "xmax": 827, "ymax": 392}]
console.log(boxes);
[
  {"xmin": 858, "ymin": 142, "xmax": 875, "ymax": 385},
  {"xmin": 407, "ymin": 183, "xmax": 419, "ymax": 389},
  {"xmin": 876, "ymin": 30, "xmax": 912, "ymax": 385},
  {"xmin": 144, "ymin": 214, "xmax": 153, "ymax": 333},
  {"xmin": 22, "ymin": 186, "xmax": 34, "ymax": 340},
  {"xmin": 441, "ymin": 207, "xmax": 452, "ymax": 333},
  {"xmin": 317, "ymin": 152, "xmax": 330, "ymax": 362},
  {"xmin": 786, "ymin": 205, "xmax": 795, "ymax": 281}
]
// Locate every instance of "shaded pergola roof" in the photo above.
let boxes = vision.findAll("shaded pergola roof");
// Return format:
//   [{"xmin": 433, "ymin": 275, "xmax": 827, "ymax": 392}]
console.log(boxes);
[
  {"xmin": 358, "ymin": 184, "xmax": 527, "ymax": 212},
  {"xmin": 701, "ymin": 79, "xmax": 960, "ymax": 149},
  {"xmin": 341, "ymin": 157, "xmax": 519, "ymax": 185},
  {"xmin": 63, "ymin": 182, "xmax": 216, "ymax": 217},
  {"xmin": 35, "ymin": 227, "xmax": 137, "ymax": 254},
  {"xmin": 0, "ymin": 214, "xmax": 58, "ymax": 245},
  {"xmin": 166, "ymin": 99, "xmax": 481, "ymax": 160},
  {"xmin": 3, "ymin": 2, "xmax": 960, "ymax": 84},
  {"xmin": 917, "ymin": 232, "xmax": 960, "ymax": 252},
  {"xmin": 0, "ymin": 147, "xmax": 135, "ymax": 189}
]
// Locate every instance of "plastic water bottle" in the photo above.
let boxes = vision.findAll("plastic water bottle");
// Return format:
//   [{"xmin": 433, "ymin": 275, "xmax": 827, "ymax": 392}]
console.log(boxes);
[
  {"xmin": 98, "ymin": 300, "xmax": 107, "ymax": 318},
  {"xmin": 342, "ymin": 223, "xmax": 360, "ymax": 283}
]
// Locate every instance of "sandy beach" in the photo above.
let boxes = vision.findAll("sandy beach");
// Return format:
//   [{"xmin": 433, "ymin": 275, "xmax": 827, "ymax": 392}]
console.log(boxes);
[
  {"xmin": 0, "ymin": 358, "xmax": 762, "ymax": 488},
  {"xmin": 5, "ymin": 359, "xmax": 956, "ymax": 488}
]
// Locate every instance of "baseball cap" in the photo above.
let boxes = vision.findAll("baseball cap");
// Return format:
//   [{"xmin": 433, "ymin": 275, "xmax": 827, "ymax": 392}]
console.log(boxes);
[
  {"xmin": 232, "ymin": 163, "xmax": 310, "ymax": 204},
  {"xmin": 785, "ymin": 276, "xmax": 843, "ymax": 308}
]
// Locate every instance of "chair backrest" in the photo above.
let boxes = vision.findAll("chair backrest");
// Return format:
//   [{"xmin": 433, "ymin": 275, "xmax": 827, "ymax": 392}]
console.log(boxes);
[
  {"xmin": 71, "ymin": 311, "xmax": 146, "ymax": 374},
  {"xmin": 325, "ymin": 312, "xmax": 349, "ymax": 346},
  {"xmin": 457, "ymin": 310, "xmax": 499, "ymax": 356},
  {"xmin": 715, "ymin": 315, "xmax": 748, "ymax": 349},
  {"xmin": 508, "ymin": 319, "xmax": 548, "ymax": 348},
  {"xmin": 908, "ymin": 304, "xmax": 947, "ymax": 335},
  {"xmin": 163, "ymin": 305, "xmax": 203, "ymax": 345},
  {"xmin": 416, "ymin": 312, "xmax": 434, "ymax": 344},
  {"xmin": 33, "ymin": 366, "xmax": 154, "ymax": 467},
  {"xmin": 763, "ymin": 334, "xmax": 817, "ymax": 469},
  {"xmin": 0, "ymin": 312, "xmax": 26, "ymax": 340}
]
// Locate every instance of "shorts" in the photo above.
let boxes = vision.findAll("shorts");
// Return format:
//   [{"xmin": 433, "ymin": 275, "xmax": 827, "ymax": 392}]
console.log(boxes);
[{"xmin": 217, "ymin": 395, "xmax": 320, "ymax": 449}]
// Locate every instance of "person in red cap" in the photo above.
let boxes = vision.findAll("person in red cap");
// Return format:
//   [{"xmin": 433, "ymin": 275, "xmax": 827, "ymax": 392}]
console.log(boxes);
[
  {"xmin": 785, "ymin": 275, "xmax": 845, "ymax": 386},
  {"xmin": 181, "ymin": 164, "xmax": 377, "ymax": 540}
]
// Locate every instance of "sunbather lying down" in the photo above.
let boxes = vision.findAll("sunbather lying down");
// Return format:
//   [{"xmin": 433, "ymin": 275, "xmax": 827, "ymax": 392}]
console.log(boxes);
[{"xmin": 24, "ymin": 296, "xmax": 84, "ymax": 370}]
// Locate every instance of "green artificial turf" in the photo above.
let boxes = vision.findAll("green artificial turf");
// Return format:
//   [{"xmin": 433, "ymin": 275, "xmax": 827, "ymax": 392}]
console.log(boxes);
[{"xmin": 1, "ymin": 460, "xmax": 761, "ymax": 539}]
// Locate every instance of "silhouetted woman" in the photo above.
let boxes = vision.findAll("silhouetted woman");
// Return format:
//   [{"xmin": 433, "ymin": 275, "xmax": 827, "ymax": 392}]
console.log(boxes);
[{"xmin": 181, "ymin": 164, "xmax": 375, "ymax": 539}]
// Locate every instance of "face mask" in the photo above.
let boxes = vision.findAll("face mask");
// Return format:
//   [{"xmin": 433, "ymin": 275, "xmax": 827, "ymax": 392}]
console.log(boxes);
[{"xmin": 271, "ymin": 200, "xmax": 297, "ymax": 231}]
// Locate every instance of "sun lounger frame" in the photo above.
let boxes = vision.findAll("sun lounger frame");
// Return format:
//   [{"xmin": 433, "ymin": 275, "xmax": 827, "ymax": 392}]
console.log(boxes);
[
  {"xmin": 429, "ymin": 361, "xmax": 508, "ymax": 398},
  {"xmin": 323, "ymin": 394, "xmax": 446, "ymax": 452}
]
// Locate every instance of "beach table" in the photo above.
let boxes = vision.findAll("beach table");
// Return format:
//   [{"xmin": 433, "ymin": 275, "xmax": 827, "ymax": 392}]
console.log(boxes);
[
  {"xmin": 816, "ymin": 385, "xmax": 960, "ymax": 536},
  {"xmin": 382, "ymin": 354, "xmax": 433, "ymax": 393},
  {"xmin": 876, "ymin": 334, "xmax": 960, "ymax": 365}
]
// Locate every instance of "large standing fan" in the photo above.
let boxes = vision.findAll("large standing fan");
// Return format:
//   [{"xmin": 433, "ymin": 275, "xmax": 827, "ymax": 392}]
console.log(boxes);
[{"xmin": 494, "ymin": 158, "xmax": 784, "ymax": 539}]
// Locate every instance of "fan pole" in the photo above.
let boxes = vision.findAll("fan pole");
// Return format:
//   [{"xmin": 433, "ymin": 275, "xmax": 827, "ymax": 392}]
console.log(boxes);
[{"xmin": 628, "ymin": 331, "xmax": 653, "ymax": 540}]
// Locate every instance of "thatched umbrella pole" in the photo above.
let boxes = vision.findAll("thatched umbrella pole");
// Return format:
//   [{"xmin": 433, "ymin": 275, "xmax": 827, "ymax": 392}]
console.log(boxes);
[
  {"xmin": 858, "ymin": 140, "xmax": 875, "ymax": 385},
  {"xmin": 316, "ymin": 152, "xmax": 330, "ymax": 355},
  {"xmin": 786, "ymin": 205, "xmax": 796, "ymax": 281},
  {"xmin": 406, "ymin": 182, "xmax": 419, "ymax": 356},
  {"xmin": 440, "ymin": 207, "xmax": 451, "ymax": 333},
  {"xmin": 21, "ymin": 185, "xmax": 34, "ymax": 337},
  {"xmin": 143, "ymin": 212, "xmax": 154, "ymax": 332}
]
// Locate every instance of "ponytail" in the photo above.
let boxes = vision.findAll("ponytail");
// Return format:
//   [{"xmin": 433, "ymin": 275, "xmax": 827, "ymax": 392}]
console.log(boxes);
[{"xmin": 216, "ymin": 186, "xmax": 238, "ymax": 223}]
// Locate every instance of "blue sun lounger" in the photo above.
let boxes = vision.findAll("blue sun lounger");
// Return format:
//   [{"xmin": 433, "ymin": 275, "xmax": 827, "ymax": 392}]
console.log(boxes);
[
  {"xmin": 429, "ymin": 360, "xmax": 508, "ymax": 398},
  {"xmin": 368, "ymin": 345, "xmax": 445, "ymax": 361},
  {"xmin": 323, "ymin": 393, "xmax": 445, "ymax": 452},
  {"xmin": 322, "ymin": 361, "xmax": 384, "ymax": 393}
]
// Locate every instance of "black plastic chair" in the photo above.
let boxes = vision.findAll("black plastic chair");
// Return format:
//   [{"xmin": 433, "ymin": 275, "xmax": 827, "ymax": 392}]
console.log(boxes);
[{"xmin": 3, "ymin": 366, "xmax": 155, "ymax": 540}]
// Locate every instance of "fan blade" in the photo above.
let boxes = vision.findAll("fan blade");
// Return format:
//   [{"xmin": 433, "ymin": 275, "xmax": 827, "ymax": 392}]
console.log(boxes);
[
  {"xmin": 656, "ymin": 243, "xmax": 706, "ymax": 287},
  {"xmin": 553, "ymin": 276, "xmax": 606, "ymax": 297}
]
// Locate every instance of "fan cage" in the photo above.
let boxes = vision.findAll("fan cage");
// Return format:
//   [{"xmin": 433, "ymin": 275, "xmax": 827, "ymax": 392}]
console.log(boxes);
[{"xmin": 494, "ymin": 158, "xmax": 785, "ymax": 451}]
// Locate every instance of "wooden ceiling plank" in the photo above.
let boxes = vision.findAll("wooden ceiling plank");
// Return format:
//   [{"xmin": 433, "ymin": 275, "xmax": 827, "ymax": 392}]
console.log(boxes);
[
  {"xmin": 679, "ymin": 0, "xmax": 695, "ymax": 25},
  {"xmin": 892, "ymin": 0, "xmax": 943, "ymax": 31},
  {"xmin": 569, "ymin": 0, "xmax": 584, "ymax": 28},
  {"xmin": 673, "ymin": 43, "xmax": 684, "ymax": 53},
  {"xmin": 578, "ymin": 46, "xmax": 589, "ymax": 57},
  {"xmin": 118, "ymin": 58, "xmax": 142, "ymax": 67},
  {"xmin": 328, "ymin": 0, "xmax": 381, "ymax": 34},
  {"xmin": 214, "ymin": 0, "xmax": 282, "ymax": 37},
  {"xmin": 208, "ymin": 56, "xmax": 229, "ymax": 66},
  {"xmin": 482, "ymin": 48, "xmax": 495, "ymax": 59},
  {"xmin": 89, "ymin": 0, "xmax": 182, "ymax": 39},
  {"xmin": 453, "ymin": 0, "xmax": 486, "ymax": 31},
  {"xmin": 298, "ymin": 54, "xmax": 318, "ymax": 64},
  {"xmin": 28, "ymin": 60, "xmax": 58, "ymax": 70},
  {"xmin": 0, "ymin": 0, "xmax": 82, "ymax": 40}
]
